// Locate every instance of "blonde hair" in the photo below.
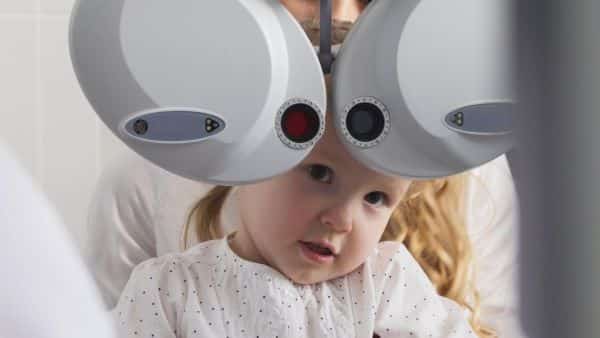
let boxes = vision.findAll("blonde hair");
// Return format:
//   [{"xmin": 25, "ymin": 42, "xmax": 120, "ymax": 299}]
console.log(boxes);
[{"xmin": 183, "ymin": 18, "xmax": 497, "ymax": 338}]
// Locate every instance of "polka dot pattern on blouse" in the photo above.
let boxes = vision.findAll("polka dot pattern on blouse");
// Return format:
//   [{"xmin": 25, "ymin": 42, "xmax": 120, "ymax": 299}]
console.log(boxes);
[{"xmin": 113, "ymin": 238, "xmax": 477, "ymax": 338}]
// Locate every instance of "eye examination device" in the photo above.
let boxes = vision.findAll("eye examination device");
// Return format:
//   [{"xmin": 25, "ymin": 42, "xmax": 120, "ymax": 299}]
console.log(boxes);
[
  {"xmin": 69, "ymin": 0, "xmax": 515, "ymax": 184},
  {"xmin": 68, "ymin": 0, "xmax": 600, "ymax": 337}
]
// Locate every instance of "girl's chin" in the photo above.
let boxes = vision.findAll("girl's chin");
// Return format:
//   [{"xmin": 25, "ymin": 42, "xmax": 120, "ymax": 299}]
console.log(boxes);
[
  {"xmin": 282, "ymin": 267, "xmax": 328, "ymax": 285},
  {"xmin": 283, "ymin": 265, "xmax": 348, "ymax": 285},
  {"xmin": 288, "ymin": 274, "xmax": 324, "ymax": 285}
]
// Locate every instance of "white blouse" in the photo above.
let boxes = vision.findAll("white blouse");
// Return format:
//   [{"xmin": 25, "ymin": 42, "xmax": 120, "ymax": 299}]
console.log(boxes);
[{"xmin": 114, "ymin": 236, "xmax": 477, "ymax": 338}]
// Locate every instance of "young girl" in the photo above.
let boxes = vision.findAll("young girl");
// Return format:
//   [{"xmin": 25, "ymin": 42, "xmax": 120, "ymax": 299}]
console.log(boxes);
[
  {"xmin": 115, "ymin": 105, "xmax": 479, "ymax": 337},
  {"xmin": 114, "ymin": 7, "xmax": 495, "ymax": 338}
]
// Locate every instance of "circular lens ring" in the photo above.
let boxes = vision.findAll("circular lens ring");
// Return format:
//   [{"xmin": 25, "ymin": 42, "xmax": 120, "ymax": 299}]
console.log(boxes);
[
  {"xmin": 281, "ymin": 104, "xmax": 320, "ymax": 143},
  {"xmin": 346, "ymin": 103, "xmax": 385, "ymax": 142},
  {"xmin": 340, "ymin": 97, "xmax": 390, "ymax": 149},
  {"xmin": 275, "ymin": 98, "xmax": 325, "ymax": 150}
]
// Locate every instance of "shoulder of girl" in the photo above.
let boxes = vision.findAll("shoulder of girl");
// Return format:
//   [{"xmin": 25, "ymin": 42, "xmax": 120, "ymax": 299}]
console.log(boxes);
[
  {"xmin": 370, "ymin": 241, "xmax": 438, "ymax": 295},
  {"xmin": 374, "ymin": 241, "xmax": 409, "ymax": 260},
  {"xmin": 372, "ymin": 241, "xmax": 431, "ymax": 278},
  {"xmin": 365, "ymin": 241, "xmax": 409, "ymax": 272},
  {"xmin": 133, "ymin": 239, "xmax": 223, "ymax": 276}
]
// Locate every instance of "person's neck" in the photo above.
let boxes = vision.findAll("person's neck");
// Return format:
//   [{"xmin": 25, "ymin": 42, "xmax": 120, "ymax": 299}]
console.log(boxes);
[{"xmin": 228, "ymin": 228, "xmax": 267, "ymax": 265}]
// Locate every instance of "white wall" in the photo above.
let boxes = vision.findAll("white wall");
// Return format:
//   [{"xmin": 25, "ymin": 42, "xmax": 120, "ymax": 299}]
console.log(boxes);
[{"xmin": 0, "ymin": 0, "xmax": 131, "ymax": 246}]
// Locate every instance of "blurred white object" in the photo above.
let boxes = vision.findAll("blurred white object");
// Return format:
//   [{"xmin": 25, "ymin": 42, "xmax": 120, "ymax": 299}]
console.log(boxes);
[
  {"xmin": 0, "ymin": 144, "xmax": 115, "ymax": 338},
  {"xmin": 85, "ymin": 151, "xmax": 526, "ymax": 337}
]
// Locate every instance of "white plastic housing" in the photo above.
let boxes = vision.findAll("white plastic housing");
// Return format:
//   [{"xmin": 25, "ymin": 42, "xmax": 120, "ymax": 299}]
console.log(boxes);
[
  {"xmin": 70, "ymin": 0, "xmax": 326, "ymax": 184},
  {"xmin": 332, "ymin": 0, "xmax": 515, "ymax": 178}
]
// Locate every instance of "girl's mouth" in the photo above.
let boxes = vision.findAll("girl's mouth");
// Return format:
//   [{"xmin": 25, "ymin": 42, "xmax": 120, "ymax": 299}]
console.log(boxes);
[{"xmin": 298, "ymin": 241, "xmax": 336, "ymax": 264}]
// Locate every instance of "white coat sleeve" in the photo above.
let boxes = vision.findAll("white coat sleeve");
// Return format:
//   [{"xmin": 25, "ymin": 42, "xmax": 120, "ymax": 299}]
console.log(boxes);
[
  {"xmin": 466, "ymin": 155, "xmax": 528, "ymax": 337},
  {"xmin": 373, "ymin": 242, "xmax": 478, "ymax": 338},
  {"xmin": 84, "ymin": 152, "xmax": 160, "ymax": 309}
]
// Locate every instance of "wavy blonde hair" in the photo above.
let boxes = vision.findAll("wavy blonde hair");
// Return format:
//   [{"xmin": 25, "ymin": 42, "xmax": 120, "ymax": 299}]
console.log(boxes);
[{"xmin": 183, "ymin": 18, "xmax": 496, "ymax": 338}]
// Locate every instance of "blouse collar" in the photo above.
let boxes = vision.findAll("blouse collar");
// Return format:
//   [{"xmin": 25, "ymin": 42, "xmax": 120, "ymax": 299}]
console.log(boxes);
[{"xmin": 220, "ymin": 232, "xmax": 296, "ymax": 286}]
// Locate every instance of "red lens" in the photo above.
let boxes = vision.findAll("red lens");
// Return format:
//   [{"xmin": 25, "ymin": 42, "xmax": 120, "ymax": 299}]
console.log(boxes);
[
  {"xmin": 281, "ymin": 103, "xmax": 320, "ymax": 143},
  {"xmin": 283, "ymin": 110, "xmax": 309, "ymax": 138}
]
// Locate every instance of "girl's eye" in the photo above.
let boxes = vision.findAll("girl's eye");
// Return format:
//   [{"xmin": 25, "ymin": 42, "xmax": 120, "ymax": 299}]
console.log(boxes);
[
  {"xmin": 365, "ymin": 191, "xmax": 388, "ymax": 207},
  {"xmin": 308, "ymin": 164, "xmax": 333, "ymax": 183}
]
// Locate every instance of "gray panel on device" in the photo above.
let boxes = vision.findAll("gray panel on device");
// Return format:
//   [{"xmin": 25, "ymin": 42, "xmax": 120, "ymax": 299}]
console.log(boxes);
[
  {"xmin": 124, "ymin": 111, "xmax": 225, "ymax": 143},
  {"xmin": 444, "ymin": 102, "xmax": 514, "ymax": 135}
]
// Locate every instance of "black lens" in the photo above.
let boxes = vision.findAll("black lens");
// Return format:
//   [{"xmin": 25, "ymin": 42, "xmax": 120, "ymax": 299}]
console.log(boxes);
[
  {"xmin": 281, "ymin": 104, "xmax": 320, "ymax": 143},
  {"xmin": 346, "ymin": 103, "xmax": 384, "ymax": 142}
]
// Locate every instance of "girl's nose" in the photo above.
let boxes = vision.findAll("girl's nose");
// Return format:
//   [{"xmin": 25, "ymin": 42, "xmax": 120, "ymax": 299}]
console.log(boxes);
[{"xmin": 319, "ymin": 200, "xmax": 354, "ymax": 233}]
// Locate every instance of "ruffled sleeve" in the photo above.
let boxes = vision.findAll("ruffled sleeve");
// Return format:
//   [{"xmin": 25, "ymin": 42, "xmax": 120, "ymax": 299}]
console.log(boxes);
[
  {"xmin": 372, "ymin": 242, "xmax": 478, "ymax": 338},
  {"xmin": 112, "ymin": 254, "xmax": 192, "ymax": 338}
]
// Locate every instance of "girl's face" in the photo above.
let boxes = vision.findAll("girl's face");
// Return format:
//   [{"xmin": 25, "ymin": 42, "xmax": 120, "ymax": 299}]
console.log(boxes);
[{"xmin": 232, "ymin": 117, "xmax": 412, "ymax": 284}]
